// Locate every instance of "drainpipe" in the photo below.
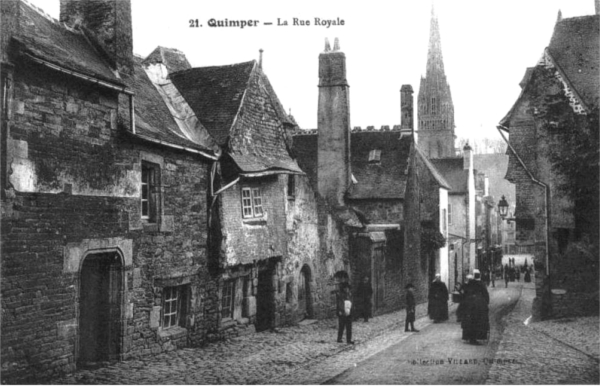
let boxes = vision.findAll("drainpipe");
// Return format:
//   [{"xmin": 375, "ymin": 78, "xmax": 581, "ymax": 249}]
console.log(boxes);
[{"xmin": 496, "ymin": 125, "xmax": 550, "ymax": 278}]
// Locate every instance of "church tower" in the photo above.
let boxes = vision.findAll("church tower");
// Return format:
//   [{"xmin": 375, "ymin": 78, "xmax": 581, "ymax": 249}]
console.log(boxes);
[{"xmin": 417, "ymin": 7, "xmax": 456, "ymax": 158}]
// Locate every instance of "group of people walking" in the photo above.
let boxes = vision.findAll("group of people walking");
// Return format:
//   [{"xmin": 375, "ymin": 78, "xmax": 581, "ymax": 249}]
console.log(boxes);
[{"xmin": 335, "ymin": 270, "xmax": 490, "ymax": 345}]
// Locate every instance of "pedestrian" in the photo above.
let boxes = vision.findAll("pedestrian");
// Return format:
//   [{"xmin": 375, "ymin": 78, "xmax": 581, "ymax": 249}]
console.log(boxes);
[
  {"xmin": 504, "ymin": 264, "xmax": 510, "ymax": 288},
  {"xmin": 461, "ymin": 269, "xmax": 490, "ymax": 344},
  {"xmin": 524, "ymin": 267, "xmax": 532, "ymax": 283},
  {"xmin": 356, "ymin": 276, "xmax": 373, "ymax": 322},
  {"xmin": 456, "ymin": 274, "xmax": 473, "ymax": 322},
  {"xmin": 509, "ymin": 266, "xmax": 515, "ymax": 282},
  {"xmin": 336, "ymin": 284, "xmax": 354, "ymax": 344},
  {"xmin": 428, "ymin": 273, "xmax": 449, "ymax": 323},
  {"xmin": 404, "ymin": 283, "xmax": 419, "ymax": 332}
]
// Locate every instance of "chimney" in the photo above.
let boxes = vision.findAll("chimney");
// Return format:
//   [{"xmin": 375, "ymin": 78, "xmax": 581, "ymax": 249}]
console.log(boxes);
[
  {"xmin": 259, "ymin": 49, "xmax": 263, "ymax": 69},
  {"xmin": 463, "ymin": 142, "xmax": 472, "ymax": 170},
  {"xmin": 596, "ymin": 0, "xmax": 600, "ymax": 15},
  {"xmin": 60, "ymin": 0, "xmax": 134, "ymax": 75},
  {"xmin": 317, "ymin": 38, "xmax": 351, "ymax": 206},
  {"xmin": 400, "ymin": 84, "xmax": 414, "ymax": 138}
]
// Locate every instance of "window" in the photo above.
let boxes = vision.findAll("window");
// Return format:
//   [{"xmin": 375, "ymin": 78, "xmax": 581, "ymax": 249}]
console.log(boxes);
[
  {"xmin": 368, "ymin": 149, "xmax": 381, "ymax": 163},
  {"xmin": 221, "ymin": 280, "xmax": 235, "ymax": 318},
  {"xmin": 162, "ymin": 286, "xmax": 188, "ymax": 329},
  {"xmin": 287, "ymin": 175, "xmax": 295, "ymax": 200},
  {"xmin": 448, "ymin": 204, "xmax": 453, "ymax": 225},
  {"xmin": 431, "ymin": 97, "xmax": 437, "ymax": 114},
  {"xmin": 241, "ymin": 187, "xmax": 264, "ymax": 218},
  {"xmin": 442, "ymin": 209, "xmax": 447, "ymax": 234},
  {"xmin": 141, "ymin": 162, "xmax": 159, "ymax": 222}
]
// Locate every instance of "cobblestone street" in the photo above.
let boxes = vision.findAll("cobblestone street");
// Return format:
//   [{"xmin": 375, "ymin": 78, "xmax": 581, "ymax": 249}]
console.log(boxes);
[
  {"xmin": 52, "ymin": 303, "xmax": 436, "ymax": 385},
  {"xmin": 50, "ymin": 281, "xmax": 599, "ymax": 385}
]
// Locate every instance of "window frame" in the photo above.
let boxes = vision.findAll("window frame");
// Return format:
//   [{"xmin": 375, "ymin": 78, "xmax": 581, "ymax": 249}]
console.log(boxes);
[
  {"xmin": 368, "ymin": 149, "xmax": 381, "ymax": 163},
  {"xmin": 241, "ymin": 186, "xmax": 264, "ymax": 219},
  {"xmin": 141, "ymin": 161, "xmax": 160, "ymax": 223},
  {"xmin": 221, "ymin": 279, "xmax": 235, "ymax": 319},
  {"xmin": 448, "ymin": 203, "xmax": 453, "ymax": 225},
  {"xmin": 287, "ymin": 175, "xmax": 296, "ymax": 200},
  {"xmin": 161, "ymin": 285, "xmax": 188, "ymax": 330}
]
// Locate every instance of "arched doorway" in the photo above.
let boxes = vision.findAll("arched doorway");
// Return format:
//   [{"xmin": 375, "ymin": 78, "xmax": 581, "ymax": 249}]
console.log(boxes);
[
  {"xmin": 79, "ymin": 252, "xmax": 122, "ymax": 366},
  {"xmin": 297, "ymin": 265, "xmax": 312, "ymax": 320}
]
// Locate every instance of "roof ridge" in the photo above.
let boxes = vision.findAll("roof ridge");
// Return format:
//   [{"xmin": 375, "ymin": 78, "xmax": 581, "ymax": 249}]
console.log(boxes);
[
  {"xmin": 170, "ymin": 59, "xmax": 256, "ymax": 77},
  {"xmin": 20, "ymin": 0, "xmax": 60, "ymax": 25}
]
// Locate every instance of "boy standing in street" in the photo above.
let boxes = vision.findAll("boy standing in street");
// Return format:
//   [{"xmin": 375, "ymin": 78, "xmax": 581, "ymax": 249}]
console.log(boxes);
[
  {"xmin": 405, "ymin": 283, "xmax": 419, "ymax": 332},
  {"xmin": 336, "ymin": 284, "xmax": 354, "ymax": 344}
]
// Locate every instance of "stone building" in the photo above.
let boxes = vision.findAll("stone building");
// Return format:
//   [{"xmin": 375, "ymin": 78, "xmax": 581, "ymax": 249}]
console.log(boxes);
[
  {"xmin": 498, "ymin": 10, "xmax": 599, "ymax": 319},
  {"xmin": 429, "ymin": 145, "xmax": 478, "ymax": 291},
  {"xmin": 1, "ymin": 0, "xmax": 222, "ymax": 381},
  {"xmin": 294, "ymin": 40, "xmax": 450, "ymax": 316},
  {"xmin": 417, "ymin": 7, "xmax": 456, "ymax": 159},
  {"xmin": 168, "ymin": 55, "xmax": 330, "ymax": 331}
]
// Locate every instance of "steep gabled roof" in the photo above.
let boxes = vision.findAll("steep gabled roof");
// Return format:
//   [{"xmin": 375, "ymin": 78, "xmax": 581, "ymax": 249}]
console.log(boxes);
[
  {"xmin": 292, "ymin": 132, "xmax": 319, "ymax": 191},
  {"xmin": 547, "ymin": 15, "xmax": 600, "ymax": 109},
  {"xmin": 12, "ymin": 1, "xmax": 124, "ymax": 87},
  {"xmin": 169, "ymin": 61, "xmax": 256, "ymax": 145},
  {"xmin": 500, "ymin": 14, "xmax": 599, "ymax": 127},
  {"xmin": 429, "ymin": 157, "xmax": 468, "ymax": 193},
  {"xmin": 414, "ymin": 146, "xmax": 452, "ymax": 190},
  {"xmin": 118, "ymin": 56, "xmax": 217, "ymax": 157},
  {"xmin": 347, "ymin": 130, "xmax": 412, "ymax": 199}
]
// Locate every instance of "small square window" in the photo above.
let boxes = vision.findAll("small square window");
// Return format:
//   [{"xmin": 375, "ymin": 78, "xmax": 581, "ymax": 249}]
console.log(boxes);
[
  {"xmin": 241, "ymin": 187, "xmax": 264, "ymax": 219},
  {"xmin": 221, "ymin": 280, "xmax": 235, "ymax": 319},
  {"xmin": 368, "ymin": 149, "xmax": 381, "ymax": 163},
  {"xmin": 162, "ymin": 285, "xmax": 188, "ymax": 329}
]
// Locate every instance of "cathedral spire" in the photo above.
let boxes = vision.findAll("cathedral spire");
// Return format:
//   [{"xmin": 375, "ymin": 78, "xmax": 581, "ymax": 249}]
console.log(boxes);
[{"xmin": 417, "ymin": 7, "xmax": 456, "ymax": 159}]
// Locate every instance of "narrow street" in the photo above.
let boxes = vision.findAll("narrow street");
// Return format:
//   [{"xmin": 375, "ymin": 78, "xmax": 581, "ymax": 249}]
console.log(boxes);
[
  {"xmin": 323, "ymin": 284, "xmax": 519, "ymax": 384},
  {"xmin": 50, "ymin": 281, "xmax": 599, "ymax": 385}
]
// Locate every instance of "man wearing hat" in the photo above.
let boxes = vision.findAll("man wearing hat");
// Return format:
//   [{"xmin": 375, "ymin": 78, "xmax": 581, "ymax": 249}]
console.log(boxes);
[
  {"xmin": 404, "ymin": 283, "xmax": 419, "ymax": 332},
  {"xmin": 461, "ymin": 270, "xmax": 490, "ymax": 344}
]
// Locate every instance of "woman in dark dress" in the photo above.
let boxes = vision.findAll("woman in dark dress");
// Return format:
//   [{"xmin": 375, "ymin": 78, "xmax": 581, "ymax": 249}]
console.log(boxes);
[
  {"xmin": 428, "ymin": 274, "xmax": 449, "ymax": 322},
  {"xmin": 461, "ymin": 270, "xmax": 490, "ymax": 344}
]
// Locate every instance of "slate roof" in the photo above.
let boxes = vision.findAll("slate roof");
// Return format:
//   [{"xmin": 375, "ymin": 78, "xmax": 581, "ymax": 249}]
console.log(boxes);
[
  {"xmin": 500, "ymin": 14, "xmax": 599, "ymax": 126},
  {"xmin": 548, "ymin": 15, "xmax": 600, "ymax": 109},
  {"xmin": 12, "ymin": 1, "xmax": 124, "ymax": 86},
  {"xmin": 119, "ymin": 56, "xmax": 217, "ymax": 155},
  {"xmin": 169, "ymin": 61, "xmax": 256, "ymax": 145},
  {"xmin": 414, "ymin": 147, "xmax": 452, "ymax": 190},
  {"xmin": 143, "ymin": 46, "xmax": 191, "ymax": 73},
  {"xmin": 347, "ymin": 131, "xmax": 412, "ymax": 199},
  {"xmin": 293, "ymin": 129, "xmax": 427, "ymax": 199},
  {"xmin": 429, "ymin": 157, "xmax": 469, "ymax": 194}
]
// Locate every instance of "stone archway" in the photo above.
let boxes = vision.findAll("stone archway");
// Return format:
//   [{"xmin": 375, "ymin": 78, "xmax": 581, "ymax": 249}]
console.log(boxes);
[{"xmin": 78, "ymin": 252, "xmax": 123, "ymax": 366}]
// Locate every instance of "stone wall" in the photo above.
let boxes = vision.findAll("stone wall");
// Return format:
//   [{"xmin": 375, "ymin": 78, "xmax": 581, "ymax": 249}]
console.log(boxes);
[{"xmin": 1, "ymin": 60, "xmax": 216, "ymax": 382}]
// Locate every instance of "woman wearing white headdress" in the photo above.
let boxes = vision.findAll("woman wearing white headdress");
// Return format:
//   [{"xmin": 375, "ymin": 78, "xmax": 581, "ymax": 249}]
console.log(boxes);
[{"xmin": 461, "ymin": 269, "xmax": 490, "ymax": 344}]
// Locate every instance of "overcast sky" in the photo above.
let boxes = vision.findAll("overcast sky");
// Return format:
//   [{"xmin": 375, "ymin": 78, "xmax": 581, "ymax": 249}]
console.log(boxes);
[{"xmin": 29, "ymin": 0, "xmax": 596, "ymax": 140}]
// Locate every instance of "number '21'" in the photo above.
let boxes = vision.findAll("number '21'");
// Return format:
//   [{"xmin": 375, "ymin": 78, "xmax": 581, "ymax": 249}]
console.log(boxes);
[{"xmin": 189, "ymin": 19, "xmax": 199, "ymax": 27}]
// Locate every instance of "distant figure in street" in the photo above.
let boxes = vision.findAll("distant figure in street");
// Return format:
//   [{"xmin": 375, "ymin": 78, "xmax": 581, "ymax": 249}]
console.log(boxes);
[
  {"xmin": 356, "ymin": 276, "xmax": 373, "ymax": 322},
  {"xmin": 404, "ymin": 283, "xmax": 419, "ymax": 332},
  {"xmin": 336, "ymin": 284, "xmax": 354, "ymax": 344},
  {"xmin": 461, "ymin": 270, "xmax": 490, "ymax": 344},
  {"xmin": 456, "ymin": 274, "xmax": 473, "ymax": 322},
  {"xmin": 504, "ymin": 264, "xmax": 510, "ymax": 288},
  {"xmin": 524, "ymin": 267, "xmax": 532, "ymax": 283},
  {"xmin": 428, "ymin": 274, "xmax": 449, "ymax": 323}
]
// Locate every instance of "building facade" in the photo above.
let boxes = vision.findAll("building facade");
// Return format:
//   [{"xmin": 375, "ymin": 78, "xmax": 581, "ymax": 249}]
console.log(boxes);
[{"xmin": 499, "ymin": 11, "xmax": 599, "ymax": 319}]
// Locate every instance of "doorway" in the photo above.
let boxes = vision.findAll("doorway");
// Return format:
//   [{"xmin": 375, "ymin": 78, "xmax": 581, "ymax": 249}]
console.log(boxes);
[
  {"xmin": 297, "ymin": 265, "xmax": 312, "ymax": 320},
  {"xmin": 79, "ymin": 252, "xmax": 122, "ymax": 366},
  {"xmin": 256, "ymin": 265, "xmax": 275, "ymax": 332}
]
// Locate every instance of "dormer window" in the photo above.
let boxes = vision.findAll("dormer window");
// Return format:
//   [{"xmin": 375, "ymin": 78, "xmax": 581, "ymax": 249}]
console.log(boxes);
[{"xmin": 368, "ymin": 149, "xmax": 381, "ymax": 164}]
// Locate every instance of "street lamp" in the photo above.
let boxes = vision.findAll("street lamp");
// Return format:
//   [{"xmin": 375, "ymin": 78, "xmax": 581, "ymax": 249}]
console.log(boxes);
[{"xmin": 498, "ymin": 195, "xmax": 515, "ymax": 223}]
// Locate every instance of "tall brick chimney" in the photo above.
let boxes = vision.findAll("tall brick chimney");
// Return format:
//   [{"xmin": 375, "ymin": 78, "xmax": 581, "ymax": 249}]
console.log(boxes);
[
  {"xmin": 317, "ymin": 38, "xmax": 351, "ymax": 206},
  {"xmin": 60, "ymin": 0, "xmax": 134, "ymax": 75},
  {"xmin": 400, "ymin": 84, "xmax": 414, "ymax": 138}
]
